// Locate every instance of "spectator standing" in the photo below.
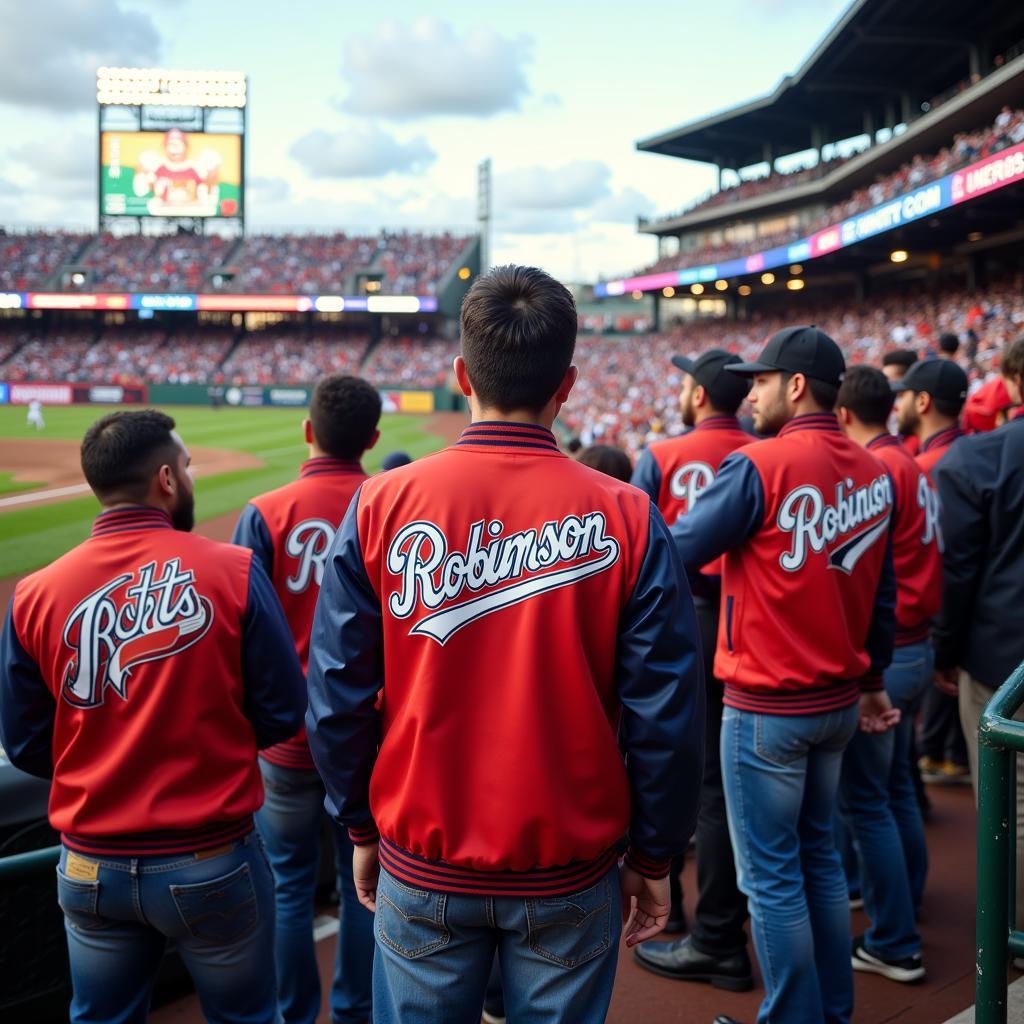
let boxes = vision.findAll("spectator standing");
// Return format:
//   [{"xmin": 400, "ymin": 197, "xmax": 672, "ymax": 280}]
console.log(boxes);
[
  {"xmin": 306, "ymin": 265, "xmax": 706, "ymax": 1023},
  {"xmin": 577, "ymin": 443, "xmax": 633, "ymax": 482},
  {"xmin": 0, "ymin": 411, "xmax": 305, "ymax": 1024},
  {"xmin": 232, "ymin": 377, "xmax": 382, "ymax": 1024},
  {"xmin": 670, "ymin": 327, "xmax": 898, "ymax": 1024}
]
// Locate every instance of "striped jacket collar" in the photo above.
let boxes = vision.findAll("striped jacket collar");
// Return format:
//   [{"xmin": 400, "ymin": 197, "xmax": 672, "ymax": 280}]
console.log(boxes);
[
  {"xmin": 455, "ymin": 421, "xmax": 561, "ymax": 454},
  {"xmin": 777, "ymin": 412, "xmax": 841, "ymax": 437},
  {"xmin": 694, "ymin": 414, "xmax": 742, "ymax": 433},
  {"xmin": 92, "ymin": 506, "xmax": 173, "ymax": 537},
  {"xmin": 921, "ymin": 425, "xmax": 963, "ymax": 452},
  {"xmin": 299, "ymin": 456, "xmax": 365, "ymax": 478},
  {"xmin": 867, "ymin": 433, "xmax": 901, "ymax": 451}
]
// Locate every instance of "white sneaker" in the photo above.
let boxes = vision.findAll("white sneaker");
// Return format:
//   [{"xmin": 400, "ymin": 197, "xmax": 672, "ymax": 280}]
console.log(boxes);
[{"xmin": 852, "ymin": 938, "xmax": 925, "ymax": 983}]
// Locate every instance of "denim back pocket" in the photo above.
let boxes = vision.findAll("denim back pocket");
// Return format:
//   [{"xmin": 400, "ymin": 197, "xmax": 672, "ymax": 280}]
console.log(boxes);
[
  {"xmin": 170, "ymin": 862, "xmax": 258, "ymax": 944},
  {"xmin": 56, "ymin": 868, "xmax": 107, "ymax": 932},
  {"xmin": 526, "ymin": 875, "xmax": 612, "ymax": 969},
  {"xmin": 377, "ymin": 874, "xmax": 449, "ymax": 959},
  {"xmin": 754, "ymin": 713, "xmax": 808, "ymax": 769}
]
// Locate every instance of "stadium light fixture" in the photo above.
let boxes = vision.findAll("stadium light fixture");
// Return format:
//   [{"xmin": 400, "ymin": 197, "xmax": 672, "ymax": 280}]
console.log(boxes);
[
  {"xmin": 631, "ymin": 290, "xmax": 643, "ymax": 300},
  {"xmin": 662, "ymin": 286, "xmax": 676, "ymax": 298},
  {"xmin": 714, "ymin": 279, "xmax": 728, "ymax": 291},
  {"xmin": 786, "ymin": 279, "xmax": 805, "ymax": 291},
  {"xmin": 690, "ymin": 283, "xmax": 704, "ymax": 295},
  {"xmin": 967, "ymin": 231, "xmax": 983, "ymax": 242},
  {"xmin": 760, "ymin": 273, "xmax": 775, "ymax": 285},
  {"xmin": 790, "ymin": 264, "xmax": 803, "ymax": 275},
  {"xmin": 457, "ymin": 267, "xmax": 471, "ymax": 281},
  {"xmin": 738, "ymin": 285, "xmax": 752, "ymax": 297},
  {"xmin": 890, "ymin": 250, "xmax": 909, "ymax": 263}
]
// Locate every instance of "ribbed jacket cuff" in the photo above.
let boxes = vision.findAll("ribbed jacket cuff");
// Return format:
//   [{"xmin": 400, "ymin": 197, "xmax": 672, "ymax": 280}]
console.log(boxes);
[
  {"xmin": 623, "ymin": 846, "xmax": 671, "ymax": 880},
  {"xmin": 347, "ymin": 821, "xmax": 380, "ymax": 846},
  {"xmin": 859, "ymin": 671, "xmax": 885, "ymax": 693}
]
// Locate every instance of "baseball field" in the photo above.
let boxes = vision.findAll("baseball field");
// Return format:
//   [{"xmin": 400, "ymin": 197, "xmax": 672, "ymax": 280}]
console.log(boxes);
[{"xmin": 0, "ymin": 404, "xmax": 464, "ymax": 597}]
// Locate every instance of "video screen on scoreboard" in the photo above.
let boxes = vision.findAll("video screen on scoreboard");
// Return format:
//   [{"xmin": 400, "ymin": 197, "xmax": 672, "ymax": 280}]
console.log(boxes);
[{"xmin": 100, "ymin": 130, "xmax": 242, "ymax": 219}]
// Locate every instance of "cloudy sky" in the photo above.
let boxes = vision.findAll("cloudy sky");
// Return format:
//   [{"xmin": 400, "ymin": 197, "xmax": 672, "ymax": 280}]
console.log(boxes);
[{"xmin": 0, "ymin": 0, "xmax": 849, "ymax": 282}]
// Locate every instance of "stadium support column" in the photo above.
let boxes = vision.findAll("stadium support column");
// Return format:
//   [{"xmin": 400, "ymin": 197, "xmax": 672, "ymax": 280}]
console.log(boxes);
[
  {"xmin": 477, "ymin": 159, "xmax": 492, "ymax": 273},
  {"xmin": 652, "ymin": 291, "xmax": 661, "ymax": 333}
]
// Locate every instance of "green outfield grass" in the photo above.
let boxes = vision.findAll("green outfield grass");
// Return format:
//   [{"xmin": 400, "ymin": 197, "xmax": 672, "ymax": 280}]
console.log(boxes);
[{"xmin": 0, "ymin": 405, "xmax": 450, "ymax": 579}]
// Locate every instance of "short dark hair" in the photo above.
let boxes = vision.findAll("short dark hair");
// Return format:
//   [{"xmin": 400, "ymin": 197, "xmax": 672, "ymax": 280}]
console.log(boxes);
[
  {"xmin": 460, "ymin": 265, "xmax": 577, "ymax": 411},
  {"xmin": 309, "ymin": 375, "xmax": 382, "ymax": 459},
  {"xmin": 933, "ymin": 395, "xmax": 966, "ymax": 418},
  {"xmin": 938, "ymin": 332, "xmax": 960, "ymax": 356},
  {"xmin": 836, "ymin": 365, "xmax": 894, "ymax": 427},
  {"xmin": 81, "ymin": 410, "xmax": 179, "ymax": 501},
  {"xmin": 882, "ymin": 349, "xmax": 918, "ymax": 371},
  {"xmin": 1002, "ymin": 337, "xmax": 1024, "ymax": 382},
  {"xmin": 576, "ymin": 444, "xmax": 633, "ymax": 482},
  {"xmin": 781, "ymin": 371, "xmax": 840, "ymax": 411}
]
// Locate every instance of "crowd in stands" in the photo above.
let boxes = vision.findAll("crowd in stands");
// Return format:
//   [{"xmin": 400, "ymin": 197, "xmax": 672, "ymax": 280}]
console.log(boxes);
[
  {"xmin": 363, "ymin": 334, "xmax": 459, "ymax": 389},
  {"xmin": 87, "ymin": 233, "xmax": 233, "ymax": 292},
  {"xmin": 79, "ymin": 329, "xmax": 170, "ymax": 384},
  {"xmin": 636, "ymin": 107, "xmax": 1024, "ymax": 277},
  {"xmin": 2, "ymin": 329, "xmax": 96, "ymax": 383},
  {"xmin": 0, "ymin": 231, "xmax": 89, "ymax": 291},
  {"xmin": 229, "ymin": 234, "xmax": 383, "ymax": 294},
  {"xmin": 222, "ymin": 332, "xmax": 369, "ymax": 386}
]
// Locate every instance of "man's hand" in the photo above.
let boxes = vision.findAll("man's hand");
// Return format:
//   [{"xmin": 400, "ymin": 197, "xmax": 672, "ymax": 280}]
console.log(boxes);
[
  {"xmin": 620, "ymin": 864, "xmax": 670, "ymax": 948},
  {"xmin": 352, "ymin": 842, "xmax": 380, "ymax": 912},
  {"xmin": 859, "ymin": 690, "xmax": 901, "ymax": 734},
  {"xmin": 933, "ymin": 667, "xmax": 960, "ymax": 697}
]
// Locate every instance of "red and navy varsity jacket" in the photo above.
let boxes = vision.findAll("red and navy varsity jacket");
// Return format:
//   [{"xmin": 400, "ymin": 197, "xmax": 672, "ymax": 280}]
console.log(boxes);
[
  {"xmin": 866, "ymin": 434, "xmax": 943, "ymax": 645},
  {"xmin": 671, "ymin": 413, "xmax": 897, "ymax": 714},
  {"xmin": 631, "ymin": 415, "xmax": 753, "ymax": 589},
  {"xmin": 0, "ymin": 507, "xmax": 306, "ymax": 856},
  {"xmin": 915, "ymin": 425, "xmax": 964, "ymax": 481},
  {"xmin": 232, "ymin": 456, "xmax": 368, "ymax": 770},
  {"xmin": 306, "ymin": 421, "xmax": 705, "ymax": 896}
]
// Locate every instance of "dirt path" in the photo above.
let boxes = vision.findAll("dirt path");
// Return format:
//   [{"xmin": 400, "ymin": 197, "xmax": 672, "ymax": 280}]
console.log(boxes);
[{"xmin": 423, "ymin": 410, "xmax": 468, "ymax": 444}]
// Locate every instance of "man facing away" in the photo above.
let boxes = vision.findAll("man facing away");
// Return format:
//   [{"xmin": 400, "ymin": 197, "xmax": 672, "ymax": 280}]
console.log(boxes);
[
  {"xmin": 835, "ymin": 366, "xmax": 943, "ymax": 983},
  {"xmin": 631, "ymin": 349, "xmax": 756, "ymax": 992},
  {"xmin": 670, "ymin": 327, "xmax": 898, "ymax": 1024},
  {"xmin": 934, "ymin": 337, "xmax": 1024, "ymax": 924},
  {"xmin": 306, "ymin": 264, "xmax": 706, "ymax": 1024},
  {"xmin": 892, "ymin": 358, "xmax": 970, "ymax": 785},
  {"xmin": 233, "ymin": 375, "xmax": 382, "ymax": 1024},
  {"xmin": 0, "ymin": 410, "xmax": 306, "ymax": 1024}
]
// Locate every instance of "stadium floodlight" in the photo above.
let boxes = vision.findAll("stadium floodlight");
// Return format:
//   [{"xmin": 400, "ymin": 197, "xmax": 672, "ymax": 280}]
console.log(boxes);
[
  {"xmin": 715, "ymin": 280, "xmax": 728, "ymax": 291},
  {"xmin": 738, "ymin": 285, "xmax": 752, "ymax": 297},
  {"xmin": 96, "ymin": 68, "xmax": 247, "ymax": 107},
  {"xmin": 631, "ymin": 290, "xmax": 643, "ymax": 300},
  {"xmin": 790, "ymin": 264, "xmax": 803, "ymax": 275},
  {"xmin": 662, "ymin": 286, "xmax": 676, "ymax": 298},
  {"xmin": 761, "ymin": 273, "xmax": 775, "ymax": 285},
  {"xmin": 457, "ymin": 267, "xmax": 472, "ymax": 281},
  {"xmin": 786, "ymin": 279, "xmax": 805, "ymax": 291},
  {"xmin": 890, "ymin": 250, "xmax": 909, "ymax": 263},
  {"xmin": 691, "ymin": 283, "xmax": 704, "ymax": 295}
]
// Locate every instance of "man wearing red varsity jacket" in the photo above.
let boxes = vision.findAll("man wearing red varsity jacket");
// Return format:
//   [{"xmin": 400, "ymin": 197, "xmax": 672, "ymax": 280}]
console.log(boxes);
[
  {"xmin": 307, "ymin": 265, "xmax": 704, "ymax": 1024},
  {"xmin": 0, "ymin": 410, "xmax": 305, "ymax": 1024},
  {"xmin": 233, "ymin": 375, "xmax": 381, "ymax": 1024},
  {"xmin": 670, "ymin": 327, "xmax": 898, "ymax": 1024}
]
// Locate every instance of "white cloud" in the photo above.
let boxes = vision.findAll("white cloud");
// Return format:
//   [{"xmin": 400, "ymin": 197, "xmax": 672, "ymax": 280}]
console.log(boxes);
[
  {"xmin": 498, "ymin": 161, "xmax": 612, "ymax": 211},
  {"xmin": 496, "ymin": 210, "xmax": 578, "ymax": 236},
  {"xmin": 589, "ymin": 186, "xmax": 657, "ymax": 224},
  {"xmin": 337, "ymin": 18, "xmax": 534, "ymax": 119},
  {"xmin": 0, "ymin": 0, "xmax": 161, "ymax": 111},
  {"xmin": 247, "ymin": 176, "xmax": 291, "ymax": 204},
  {"xmin": 10, "ymin": 133, "xmax": 95, "ymax": 182},
  {"xmin": 290, "ymin": 124, "xmax": 436, "ymax": 179}
]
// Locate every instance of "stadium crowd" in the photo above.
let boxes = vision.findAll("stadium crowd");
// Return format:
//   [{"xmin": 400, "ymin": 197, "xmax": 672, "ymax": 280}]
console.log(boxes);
[
  {"xmin": 363, "ymin": 334, "xmax": 459, "ymax": 388},
  {"xmin": 0, "ymin": 231, "xmax": 90, "ymax": 291},
  {"xmin": 221, "ymin": 332, "xmax": 369, "ymax": 386},
  {"xmin": 637, "ymin": 107, "xmax": 1024, "ymax": 277}
]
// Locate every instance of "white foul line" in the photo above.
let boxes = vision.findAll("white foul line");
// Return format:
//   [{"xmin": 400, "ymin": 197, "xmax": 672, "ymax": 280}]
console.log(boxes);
[{"xmin": 0, "ymin": 482, "xmax": 91, "ymax": 509}]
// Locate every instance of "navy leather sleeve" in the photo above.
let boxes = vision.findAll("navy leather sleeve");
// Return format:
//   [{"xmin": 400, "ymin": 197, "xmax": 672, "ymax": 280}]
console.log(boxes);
[
  {"xmin": 0, "ymin": 601, "xmax": 56, "ymax": 778},
  {"xmin": 670, "ymin": 451, "xmax": 765, "ymax": 571},
  {"xmin": 630, "ymin": 448, "xmax": 662, "ymax": 503},
  {"xmin": 617, "ymin": 502, "xmax": 705, "ymax": 872},
  {"xmin": 241, "ymin": 557, "xmax": 306, "ymax": 748},
  {"xmin": 232, "ymin": 504, "xmax": 275, "ymax": 578},
  {"xmin": 862, "ymin": 525, "xmax": 897, "ymax": 686},
  {"xmin": 306, "ymin": 489, "xmax": 383, "ymax": 837}
]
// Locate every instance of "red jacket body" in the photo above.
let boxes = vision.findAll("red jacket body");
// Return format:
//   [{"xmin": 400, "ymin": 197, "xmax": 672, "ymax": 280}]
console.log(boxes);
[{"xmin": 915, "ymin": 425, "xmax": 964, "ymax": 481}]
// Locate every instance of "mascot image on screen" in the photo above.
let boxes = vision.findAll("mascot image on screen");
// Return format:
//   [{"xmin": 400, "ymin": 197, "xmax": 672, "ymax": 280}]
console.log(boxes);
[{"xmin": 133, "ymin": 129, "xmax": 223, "ymax": 217}]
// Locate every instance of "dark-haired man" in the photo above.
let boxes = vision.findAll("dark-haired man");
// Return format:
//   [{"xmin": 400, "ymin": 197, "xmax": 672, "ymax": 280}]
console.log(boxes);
[
  {"xmin": 233, "ymin": 376, "xmax": 382, "ymax": 1024},
  {"xmin": 307, "ymin": 265, "xmax": 705, "ymax": 1022},
  {"xmin": 836, "ymin": 366, "xmax": 943, "ymax": 982},
  {"xmin": 670, "ymin": 327, "xmax": 898, "ymax": 1024},
  {"xmin": 0, "ymin": 410, "xmax": 305, "ymax": 1024},
  {"xmin": 934, "ymin": 337, "xmax": 1024, "ymax": 924},
  {"xmin": 892, "ymin": 359, "xmax": 970, "ymax": 785},
  {"xmin": 632, "ymin": 350, "xmax": 755, "ymax": 991},
  {"xmin": 880, "ymin": 350, "xmax": 919, "ymax": 455}
]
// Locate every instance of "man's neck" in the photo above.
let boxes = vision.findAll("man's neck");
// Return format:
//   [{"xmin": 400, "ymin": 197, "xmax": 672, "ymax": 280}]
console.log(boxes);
[
  {"xmin": 919, "ymin": 416, "xmax": 957, "ymax": 441},
  {"xmin": 692, "ymin": 405, "xmax": 730, "ymax": 427},
  {"xmin": 102, "ymin": 498, "xmax": 163, "ymax": 514},
  {"xmin": 470, "ymin": 404, "xmax": 555, "ymax": 430}
]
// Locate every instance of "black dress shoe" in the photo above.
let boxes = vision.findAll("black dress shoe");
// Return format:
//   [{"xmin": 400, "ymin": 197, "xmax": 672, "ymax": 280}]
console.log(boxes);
[{"xmin": 634, "ymin": 935, "xmax": 754, "ymax": 992}]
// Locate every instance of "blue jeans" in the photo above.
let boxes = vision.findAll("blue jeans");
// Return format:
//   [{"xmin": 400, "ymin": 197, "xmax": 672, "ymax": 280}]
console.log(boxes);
[
  {"xmin": 56, "ymin": 833, "xmax": 277, "ymax": 1024},
  {"xmin": 722, "ymin": 704, "xmax": 859, "ymax": 1024},
  {"xmin": 372, "ymin": 865, "xmax": 620, "ymax": 1024},
  {"xmin": 256, "ymin": 760, "xmax": 374, "ymax": 1024}
]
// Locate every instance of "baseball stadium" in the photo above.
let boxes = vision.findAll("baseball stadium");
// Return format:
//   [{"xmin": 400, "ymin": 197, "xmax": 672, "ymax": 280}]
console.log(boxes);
[{"xmin": 2, "ymin": 0, "xmax": 1024, "ymax": 1021}]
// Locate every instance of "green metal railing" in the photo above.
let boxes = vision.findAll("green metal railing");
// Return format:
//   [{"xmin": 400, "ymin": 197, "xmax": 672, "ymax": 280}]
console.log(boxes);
[
  {"xmin": 0, "ymin": 844, "xmax": 60, "ymax": 882},
  {"xmin": 977, "ymin": 661, "xmax": 1024, "ymax": 1023}
]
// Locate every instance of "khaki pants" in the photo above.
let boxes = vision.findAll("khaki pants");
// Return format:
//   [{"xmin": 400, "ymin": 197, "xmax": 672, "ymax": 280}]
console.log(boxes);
[{"xmin": 960, "ymin": 671, "xmax": 1024, "ymax": 927}]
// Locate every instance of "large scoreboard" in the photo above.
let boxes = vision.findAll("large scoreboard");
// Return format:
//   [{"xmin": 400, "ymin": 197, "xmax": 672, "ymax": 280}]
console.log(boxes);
[{"xmin": 96, "ymin": 68, "xmax": 246, "ymax": 225}]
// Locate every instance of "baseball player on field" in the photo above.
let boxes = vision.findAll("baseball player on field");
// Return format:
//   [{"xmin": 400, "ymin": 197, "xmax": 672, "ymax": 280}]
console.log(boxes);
[{"xmin": 0, "ymin": 410, "xmax": 305, "ymax": 1024}]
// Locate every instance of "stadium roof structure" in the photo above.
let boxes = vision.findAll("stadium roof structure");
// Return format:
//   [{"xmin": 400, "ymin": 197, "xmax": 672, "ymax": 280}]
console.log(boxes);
[{"xmin": 637, "ymin": 0, "xmax": 1024, "ymax": 168}]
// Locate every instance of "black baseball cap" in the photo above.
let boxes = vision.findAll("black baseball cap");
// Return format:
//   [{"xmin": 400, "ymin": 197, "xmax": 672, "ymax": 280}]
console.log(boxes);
[
  {"xmin": 671, "ymin": 348, "xmax": 752, "ymax": 408},
  {"xmin": 725, "ymin": 325, "xmax": 846, "ymax": 387},
  {"xmin": 890, "ymin": 358, "xmax": 968, "ymax": 403}
]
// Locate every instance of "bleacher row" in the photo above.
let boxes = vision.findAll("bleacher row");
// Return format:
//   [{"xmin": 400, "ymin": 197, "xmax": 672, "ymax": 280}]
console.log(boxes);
[
  {"xmin": 0, "ymin": 230, "xmax": 471, "ymax": 296},
  {"xmin": 636, "ymin": 107, "xmax": 1024, "ymax": 277}
]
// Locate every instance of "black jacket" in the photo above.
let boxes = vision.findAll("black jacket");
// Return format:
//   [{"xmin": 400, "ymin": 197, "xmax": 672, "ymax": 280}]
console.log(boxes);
[{"xmin": 932, "ymin": 416, "xmax": 1024, "ymax": 687}]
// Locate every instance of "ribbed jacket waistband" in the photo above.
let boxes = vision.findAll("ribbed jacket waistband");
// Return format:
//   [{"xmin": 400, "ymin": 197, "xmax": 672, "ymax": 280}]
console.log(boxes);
[
  {"xmin": 62, "ymin": 818, "xmax": 253, "ymax": 857},
  {"xmin": 723, "ymin": 679, "xmax": 861, "ymax": 716}
]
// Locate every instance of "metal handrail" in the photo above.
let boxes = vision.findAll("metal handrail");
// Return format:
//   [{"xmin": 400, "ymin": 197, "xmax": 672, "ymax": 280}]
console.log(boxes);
[
  {"xmin": 976, "ymin": 661, "xmax": 1024, "ymax": 1022},
  {"xmin": 0, "ymin": 844, "xmax": 61, "ymax": 883}
]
